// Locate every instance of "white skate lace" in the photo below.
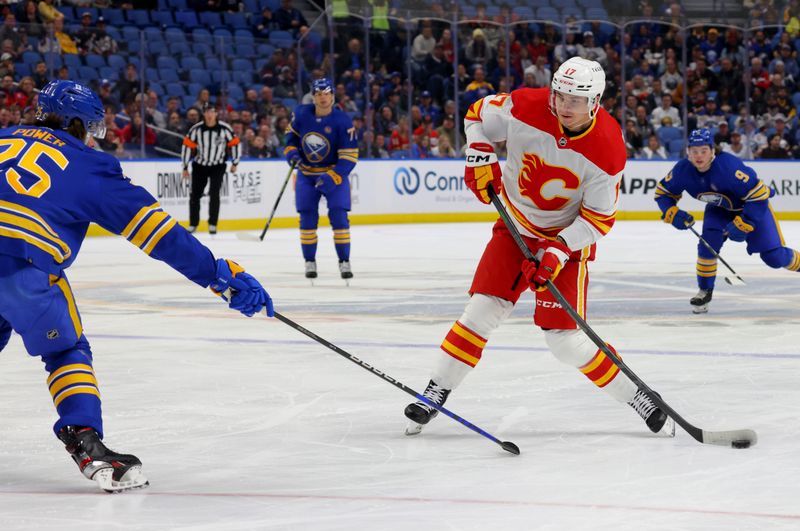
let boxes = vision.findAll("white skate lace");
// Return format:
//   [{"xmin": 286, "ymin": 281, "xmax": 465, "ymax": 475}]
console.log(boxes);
[
  {"xmin": 420, "ymin": 382, "xmax": 447, "ymax": 411},
  {"xmin": 628, "ymin": 390, "xmax": 657, "ymax": 421}
]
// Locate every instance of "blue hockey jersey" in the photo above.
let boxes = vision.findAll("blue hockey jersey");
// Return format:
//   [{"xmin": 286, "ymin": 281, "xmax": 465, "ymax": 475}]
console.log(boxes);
[
  {"xmin": 655, "ymin": 152, "xmax": 772, "ymax": 222},
  {"xmin": 283, "ymin": 104, "xmax": 358, "ymax": 180},
  {"xmin": 0, "ymin": 125, "xmax": 216, "ymax": 285}
]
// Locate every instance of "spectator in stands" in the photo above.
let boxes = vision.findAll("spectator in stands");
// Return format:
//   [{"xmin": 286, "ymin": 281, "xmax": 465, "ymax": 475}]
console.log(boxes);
[
  {"xmin": 185, "ymin": 107, "xmax": 201, "ymax": 127},
  {"xmin": 423, "ymin": 43, "xmax": 451, "ymax": 102},
  {"xmin": 714, "ymin": 121, "xmax": 732, "ymax": 145},
  {"xmin": 773, "ymin": 116, "xmax": 794, "ymax": 147},
  {"xmin": 157, "ymin": 111, "xmax": 185, "ymax": 154},
  {"xmin": 0, "ymin": 49, "xmax": 15, "ymax": 72},
  {"xmin": 651, "ymin": 93, "xmax": 681, "ymax": 130},
  {"xmin": 119, "ymin": 111, "xmax": 156, "ymax": 146},
  {"xmin": 116, "ymin": 63, "xmax": 147, "ymax": 107},
  {"xmin": 274, "ymin": 115, "xmax": 290, "ymax": 147},
  {"xmin": 464, "ymin": 28, "xmax": 493, "ymax": 69},
  {"xmin": 336, "ymin": 37, "xmax": 364, "ymax": 76},
  {"xmin": 582, "ymin": 32, "xmax": 607, "ymax": 68},
  {"xmin": 412, "ymin": 22, "xmax": 436, "ymax": 63},
  {"xmin": 13, "ymin": 75, "xmax": 35, "ymax": 108},
  {"xmin": 759, "ymin": 133, "xmax": 791, "ymax": 159},
  {"xmin": 437, "ymin": 27, "xmax": 454, "ymax": 63},
  {"xmin": 37, "ymin": 0, "xmax": 63, "ymax": 23},
  {"xmin": 410, "ymin": 134, "xmax": 430, "ymax": 158},
  {"xmin": 74, "ymin": 11, "xmax": 94, "ymax": 55},
  {"xmin": 144, "ymin": 89, "xmax": 166, "ymax": 129},
  {"xmin": 254, "ymin": 7, "xmax": 279, "ymax": 40},
  {"xmin": 750, "ymin": 56, "xmax": 771, "ymax": 91},
  {"xmin": 273, "ymin": 66, "xmax": 298, "ymax": 100},
  {"xmin": 434, "ymin": 113, "xmax": 456, "ymax": 148},
  {"xmin": 96, "ymin": 79, "xmax": 118, "ymax": 109},
  {"xmin": 624, "ymin": 119, "xmax": 643, "ymax": 157},
  {"xmin": 18, "ymin": 1, "xmax": 44, "ymax": 38},
  {"xmin": 31, "ymin": 60, "xmax": 48, "ymax": 89},
  {"xmin": 0, "ymin": 13, "xmax": 21, "ymax": 49},
  {"xmin": 463, "ymin": 67, "xmax": 493, "ymax": 106},
  {"xmin": 638, "ymin": 134, "xmax": 669, "ymax": 160},
  {"xmin": 431, "ymin": 133, "xmax": 455, "ymax": 158},
  {"xmin": 721, "ymin": 129, "xmax": 752, "ymax": 159},
  {"xmin": 417, "ymin": 90, "xmax": 440, "ymax": 124},
  {"xmin": 257, "ymin": 86, "xmax": 275, "ymax": 117},
  {"xmin": 524, "ymin": 55, "xmax": 551, "ymax": 89},
  {"xmin": 374, "ymin": 104, "xmax": 395, "ymax": 136},
  {"xmin": 275, "ymin": 0, "xmax": 307, "ymax": 36},
  {"xmin": 697, "ymin": 99, "xmax": 725, "ymax": 129},
  {"xmin": 91, "ymin": 16, "xmax": 117, "ymax": 56},
  {"xmin": 0, "ymin": 107, "xmax": 10, "ymax": 128},
  {"xmin": 554, "ymin": 30, "xmax": 585, "ymax": 65},
  {"xmin": 97, "ymin": 128, "xmax": 125, "ymax": 157},
  {"xmin": 389, "ymin": 116, "xmax": 410, "ymax": 154}
]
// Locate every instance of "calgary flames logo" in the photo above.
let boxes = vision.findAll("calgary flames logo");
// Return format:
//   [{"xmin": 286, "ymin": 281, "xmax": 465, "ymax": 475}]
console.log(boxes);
[{"xmin": 518, "ymin": 152, "xmax": 581, "ymax": 210}]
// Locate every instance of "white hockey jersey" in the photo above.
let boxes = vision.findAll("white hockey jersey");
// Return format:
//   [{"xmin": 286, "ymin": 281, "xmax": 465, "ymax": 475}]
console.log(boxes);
[{"xmin": 464, "ymin": 88, "xmax": 626, "ymax": 252}]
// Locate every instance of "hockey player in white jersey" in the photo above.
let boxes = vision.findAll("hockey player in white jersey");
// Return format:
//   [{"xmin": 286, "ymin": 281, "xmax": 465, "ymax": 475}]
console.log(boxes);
[{"xmin": 404, "ymin": 57, "xmax": 675, "ymax": 438}]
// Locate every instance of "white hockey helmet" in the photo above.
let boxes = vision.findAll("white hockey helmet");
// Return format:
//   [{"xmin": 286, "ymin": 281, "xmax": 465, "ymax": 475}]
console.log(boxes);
[{"xmin": 550, "ymin": 56, "xmax": 606, "ymax": 119}]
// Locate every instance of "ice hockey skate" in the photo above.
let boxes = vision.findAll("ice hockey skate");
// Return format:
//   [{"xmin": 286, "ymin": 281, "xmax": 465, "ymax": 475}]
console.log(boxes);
[
  {"xmin": 404, "ymin": 379, "xmax": 451, "ymax": 435},
  {"xmin": 58, "ymin": 426, "xmax": 149, "ymax": 493},
  {"xmin": 305, "ymin": 260, "xmax": 317, "ymax": 281},
  {"xmin": 690, "ymin": 289, "xmax": 713, "ymax": 314},
  {"xmin": 628, "ymin": 390, "xmax": 676, "ymax": 437},
  {"xmin": 339, "ymin": 260, "xmax": 353, "ymax": 284}
]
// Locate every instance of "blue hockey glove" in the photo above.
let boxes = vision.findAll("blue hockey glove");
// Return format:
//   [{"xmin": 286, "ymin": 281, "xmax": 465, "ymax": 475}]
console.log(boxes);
[
  {"xmin": 0, "ymin": 318, "xmax": 12, "ymax": 352},
  {"xmin": 315, "ymin": 170, "xmax": 342, "ymax": 195},
  {"xmin": 662, "ymin": 206, "xmax": 694, "ymax": 230},
  {"xmin": 725, "ymin": 215, "xmax": 755, "ymax": 242},
  {"xmin": 209, "ymin": 259, "xmax": 274, "ymax": 317},
  {"xmin": 287, "ymin": 150, "xmax": 301, "ymax": 167}
]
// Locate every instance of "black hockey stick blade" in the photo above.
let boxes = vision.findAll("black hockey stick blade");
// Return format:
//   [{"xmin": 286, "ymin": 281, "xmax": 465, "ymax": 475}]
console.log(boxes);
[{"xmin": 487, "ymin": 186, "xmax": 757, "ymax": 449}]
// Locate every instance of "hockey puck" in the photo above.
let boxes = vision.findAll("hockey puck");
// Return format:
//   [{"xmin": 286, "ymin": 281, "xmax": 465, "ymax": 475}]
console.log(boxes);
[{"xmin": 731, "ymin": 440, "xmax": 751, "ymax": 449}]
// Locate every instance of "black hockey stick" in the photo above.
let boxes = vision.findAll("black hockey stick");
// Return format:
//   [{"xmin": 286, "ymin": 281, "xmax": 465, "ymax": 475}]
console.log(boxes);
[
  {"xmin": 272, "ymin": 311, "xmax": 520, "ymax": 455},
  {"xmin": 688, "ymin": 225, "xmax": 746, "ymax": 285},
  {"xmin": 237, "ymin": 161, "xmax": 298, "ymax": 241},
  {"xmin": 488, "ymin": 186, "xmax": 757, "ymax": 449}
]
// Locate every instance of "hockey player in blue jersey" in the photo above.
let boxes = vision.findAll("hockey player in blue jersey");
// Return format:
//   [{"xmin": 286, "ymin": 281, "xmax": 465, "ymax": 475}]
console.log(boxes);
[
  {"xmin": 0, "ymin": 80, "xmax": 274, "ymax": 492},
  {"xmin": 283, "ymin": 77, "xmax": 358, "ymax": 280},
  {"xmin": 655, "ymin": 128, "xmax": 800, "ymax": 313}
]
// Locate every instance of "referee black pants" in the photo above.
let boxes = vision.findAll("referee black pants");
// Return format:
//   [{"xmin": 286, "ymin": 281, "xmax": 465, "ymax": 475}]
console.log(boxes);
[{"xmin": 189, "ymin": 162, "xmax": 226, "ymax": 227}]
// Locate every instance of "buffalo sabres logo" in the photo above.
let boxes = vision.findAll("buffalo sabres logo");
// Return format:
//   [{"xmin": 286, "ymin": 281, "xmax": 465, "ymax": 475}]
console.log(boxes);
[
  {"xmin": 558, "ymin": 137, "xmax": 567, "ymax": 147},
  {"xmin": 301, "ymin": 132, "xmax": 331, "ymax": 163}
]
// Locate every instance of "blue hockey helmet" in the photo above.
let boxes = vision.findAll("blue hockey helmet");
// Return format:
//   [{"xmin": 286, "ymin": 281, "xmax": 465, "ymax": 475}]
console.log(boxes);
[
  {"xmin": 36, "ymin": 80, "xmax": 106, "ymax": 139},
  {"xmin": 312, "ymin": 77, "xmax": 333, "ymax": 94},
  {"xmin": 688, "ymin": 128, "xmax": 713, "ymax": 148}
]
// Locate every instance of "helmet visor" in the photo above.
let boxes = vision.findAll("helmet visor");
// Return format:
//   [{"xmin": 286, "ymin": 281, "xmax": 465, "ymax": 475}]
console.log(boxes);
[{"xmin": 86, "ymin": 119, "xmax": 106, "ymax": 139}]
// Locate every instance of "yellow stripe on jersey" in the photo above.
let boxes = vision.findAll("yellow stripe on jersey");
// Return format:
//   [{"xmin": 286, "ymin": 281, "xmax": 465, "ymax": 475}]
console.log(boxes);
[
  {"xmin": 142, "ymin": 218, "xmax": 177, "ymax": 255},
  {"xmin": 579, "ymin": 205, "xmax": 616, "ymax": 235},
  {"xmin": 787, "ymin": 250, "xmax": 800, "ymax": 271},
  {"xmin": 122, "ymin": 202, "xmax": 161, "ymax": 239},
  {"xmin": 299, "ymin": 164, "xmax": 335, "ymax": 175},
  {"xmin": 0, "ymin": 226, "xmax": 69, "ymax": 262},
  {"xmin": 49, "ymin": 371, "xmax": 98, "ymax": 396},
  {"xmin": 0, "ymin": 200, "xmax": 61, "ymax": 238},
  {"xmin": 129, "ymin": 211, "xmax": 169, "ymax": 248},
  {"xmin": 654, "ymin": 183, "xmax": 682, "ymax": 200},
  {"xmin": 744, "ymin": 181, "xmax": 770, "ymax": 202},
  {"xmin": 49, "ymin": 274, "xmax": 83, "ymax": 339},
  {"xmin": 0, "ymin": 211, "xmax": 71, "ymax": 258}
]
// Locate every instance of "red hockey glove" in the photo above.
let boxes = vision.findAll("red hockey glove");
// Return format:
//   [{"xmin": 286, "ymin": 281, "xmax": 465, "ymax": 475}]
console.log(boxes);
[
  {"xmin": 464, "ymin": 142, "xmax": 502, "ymax": 204},
  {"xmin": 521, "ymin": 239, "xmax": 571, "ymax": 291}
]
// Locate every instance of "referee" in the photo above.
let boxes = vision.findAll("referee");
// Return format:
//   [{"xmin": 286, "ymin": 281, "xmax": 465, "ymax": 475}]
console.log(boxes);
[{"xmin": 181, "ymin": 102, "xmax": 241, "ymax": 234}]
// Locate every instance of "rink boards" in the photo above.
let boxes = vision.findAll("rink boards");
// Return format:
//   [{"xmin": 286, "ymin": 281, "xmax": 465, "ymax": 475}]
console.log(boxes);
[{"xmin": 93, "ymin": 159, "xmax": 800, "ymax": 235}]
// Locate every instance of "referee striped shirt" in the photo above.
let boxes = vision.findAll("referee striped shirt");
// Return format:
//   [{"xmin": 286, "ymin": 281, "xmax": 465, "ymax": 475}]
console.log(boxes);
[{"xmin": 181, "ymin": 120, "xmax": 241, "ymax": 169}]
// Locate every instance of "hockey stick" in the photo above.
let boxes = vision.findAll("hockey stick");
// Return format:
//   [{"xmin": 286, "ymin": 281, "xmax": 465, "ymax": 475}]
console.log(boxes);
[
  {"xmin": 237, "ymin": 161, "xmax": 298, "ymax": 241},
  {"xmin": 488, "ymin": 187, "xmax": 757, "ymax": 449},
  {"xmin": 272, "ymin": 311, "xmax": 520, "ymax": 455},
  {"xmin": 688, "ymin": 225, "xmax": 746, "ymax": 285}
]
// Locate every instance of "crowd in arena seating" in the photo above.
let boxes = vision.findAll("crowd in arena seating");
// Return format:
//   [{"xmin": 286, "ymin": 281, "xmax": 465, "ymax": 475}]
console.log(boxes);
[{"xmin": 3, "ymin": 0, "xmax": 800, "ymax": 160}]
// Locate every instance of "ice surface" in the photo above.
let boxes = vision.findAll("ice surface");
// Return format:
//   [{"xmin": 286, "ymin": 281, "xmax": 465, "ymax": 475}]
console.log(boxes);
[{"xmin": 1, "ymin": 221, "xmax": 798, "ymax": 530}]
